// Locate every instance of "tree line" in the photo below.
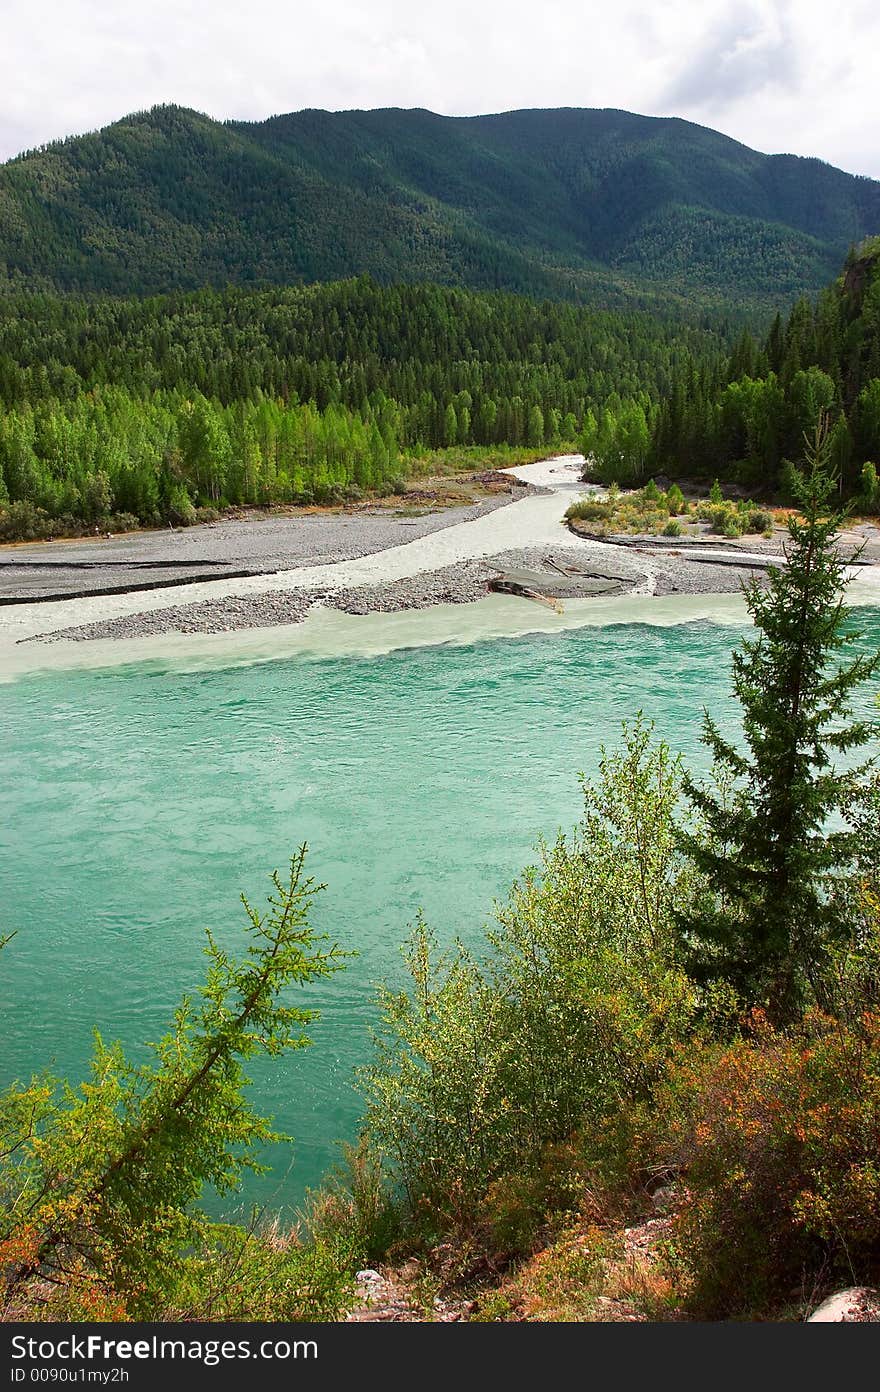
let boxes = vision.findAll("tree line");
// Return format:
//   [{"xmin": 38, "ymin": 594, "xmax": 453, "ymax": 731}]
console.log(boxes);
[
  {"xmin": 0, "ymin": 278, "xmax": 728, "ymax": 531},
  {"xmin": 0, "ymin": 389, "xmax": 405, "ymax": 530}
]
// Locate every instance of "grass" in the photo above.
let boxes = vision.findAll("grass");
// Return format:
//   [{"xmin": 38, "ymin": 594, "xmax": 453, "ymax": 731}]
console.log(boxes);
[{"xmin": 466, "ymin": 1217, "xmax": 683, "ymax": 1322}]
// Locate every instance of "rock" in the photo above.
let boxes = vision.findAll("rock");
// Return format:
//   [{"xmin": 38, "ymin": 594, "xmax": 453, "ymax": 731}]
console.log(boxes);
[
  {"xmin": 651, "ymin": 1184, "xmax": 677, "ymax": 1213},
  {"xmin": 808, "ymin": 1287, "xmax": 880, "ymax": 1322}
]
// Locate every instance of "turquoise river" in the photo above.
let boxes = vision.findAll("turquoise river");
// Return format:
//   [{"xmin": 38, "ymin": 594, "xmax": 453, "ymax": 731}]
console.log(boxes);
[{"xmin": 2, "ymin": 604, "xmax": 879, "ymax": 1219}]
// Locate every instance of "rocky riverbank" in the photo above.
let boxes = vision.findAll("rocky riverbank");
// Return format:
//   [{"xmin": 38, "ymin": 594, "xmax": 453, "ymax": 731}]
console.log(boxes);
[
  {"xmin": 38, "ymin": 542, "xmax": 764, "ymax": 643},
  {"xmin": 38, "ymin": 561, "xmax": 494, "ymax": 641},
  {"xmin": 5, "ymin": 458, "xmax": 878, "ymax": 658}
]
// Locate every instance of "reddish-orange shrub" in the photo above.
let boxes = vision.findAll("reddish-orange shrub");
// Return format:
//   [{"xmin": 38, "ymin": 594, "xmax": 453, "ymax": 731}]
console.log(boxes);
[{"xmin": 658, "ymin": 1008, "xmax": 880, "ymax": 1315}]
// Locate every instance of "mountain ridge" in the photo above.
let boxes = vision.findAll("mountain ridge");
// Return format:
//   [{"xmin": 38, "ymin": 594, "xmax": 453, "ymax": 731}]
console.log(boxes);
[{"xmin": 1, "ymin": 103, "xmax": 878, "ymax": 308}]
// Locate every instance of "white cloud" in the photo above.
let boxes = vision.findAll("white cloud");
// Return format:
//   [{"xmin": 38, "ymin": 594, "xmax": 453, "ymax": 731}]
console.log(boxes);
[
  {"xmin": 0, "ymin": 0, "xmax": 877, "ymax": 178},
  {"xmin": 663, "ymin": 2, "xmax": 800, "ymax": 112}
]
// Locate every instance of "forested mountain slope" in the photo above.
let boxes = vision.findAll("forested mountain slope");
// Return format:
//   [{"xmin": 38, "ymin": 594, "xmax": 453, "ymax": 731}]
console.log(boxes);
[
  {"xmin": 2, "ymin": 105, "xmax": 878, "ymax": 308},
  {"xmin": 0, "ymin": 278, "xmax": 722, "ymax": 413}
]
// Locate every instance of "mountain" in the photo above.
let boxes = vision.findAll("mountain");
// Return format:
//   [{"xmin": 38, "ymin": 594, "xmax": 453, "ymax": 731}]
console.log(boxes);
[{"xmin": 1, "ymin": 104, "xmax": 879, "ymax": 308}]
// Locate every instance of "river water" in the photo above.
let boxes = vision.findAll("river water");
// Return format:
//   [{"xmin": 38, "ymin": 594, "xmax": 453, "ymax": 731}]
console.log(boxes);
[{"xmin": 2, "ymin": 601, "xmax": 879, "ymax": 1218}]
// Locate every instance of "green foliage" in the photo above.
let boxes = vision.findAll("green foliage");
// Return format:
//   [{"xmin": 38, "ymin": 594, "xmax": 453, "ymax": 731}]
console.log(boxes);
[
  {"xmin": 360, "ymin": 720, "xmax": 699, "ymax": 1248},
  {"xmin": 586, "ymin": 401, "xmax": 652, "ymax": 486},
  {"xmin": 676, "ymin": 425, "xmax": 880, "ymax": 1023},
  {"xmin": 304, "ymin": 1139, "xmax": 404, "ymax": 1267},
  {"xmin": 567, "ymin": 482, "xmax": 769, "ymax": 541},
  {"xmin": 1, "ymin": 106, "xmax": 877, "ymax": 309},
  {"xmin": 162, "ymin": 1221, "xmax": 355, "ymax": 1322},
  {"xmin": 861, "ymin": 460, "xmax": 879, "ymax": 512},
  {"xmin": 745, "ymin": 507, "xmax": 773, "ymax": 532},
  {"xmin": 704, "ymin": 500, "xmax": 743, "ymax": 536},
  {"xmin": 0, "ymin": 850, "xmax": 349, "ymax": 1320},
  {"xmin": 0, "ymin": 278, "xmax": 727, "ymax": 533},
  {"xmin": 666, "ymin": 483, "xmax": 685, "ymax": 514},
  {"xmin": 651, "ymin": 242, "xmax": 880, "ymax": 497},
  {"xmin": 166, "ymin": 482, "xmax": 196, "ymax": 526},
  {"xmin": 709, "ymin": 478, "xmax": 723, "ymax": 504},
  {"xmin": 0, "ymin": 500, "xmax": 57, "ymax": 541},
  {"xmin": 564, "ymin": 498, "xmax": 612, "ymax": 524}
]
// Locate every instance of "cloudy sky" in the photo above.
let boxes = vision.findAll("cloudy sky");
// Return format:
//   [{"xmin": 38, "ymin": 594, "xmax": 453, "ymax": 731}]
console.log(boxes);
[{"xmin": 1, "ymin": 0, "xmax": 878, "ymax": 177}]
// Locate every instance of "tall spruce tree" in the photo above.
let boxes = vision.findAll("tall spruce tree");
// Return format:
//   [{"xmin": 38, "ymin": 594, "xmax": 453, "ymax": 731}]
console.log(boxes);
[{"xmin": 676, "ymin": 421, "xmax": 880, "ymax": 1024}]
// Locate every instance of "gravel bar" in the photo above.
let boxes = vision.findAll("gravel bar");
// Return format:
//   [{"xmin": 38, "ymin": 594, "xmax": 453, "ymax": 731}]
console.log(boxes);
[{"xmin": 0, "ymin": 490, "xmax": 529, "ymax": 604}]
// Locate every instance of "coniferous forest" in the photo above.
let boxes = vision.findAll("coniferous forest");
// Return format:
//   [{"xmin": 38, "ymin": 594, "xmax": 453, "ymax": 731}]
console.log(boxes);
[
  {"xmin": 3, "ymin": 242, "xmax": 880, "ymax": 538},
  {"xmin": 647, "ymin": 237, "xmax": 880, "ymax": 499},
  {"xmin": 583, "ymin": 237, "xmax": 880, "ymax": 510},
  {"xmin": 2, "ymin": 105, "xmax": 879, "ymax": 307},
  {"xmin": 0, "ymin": 280, "xmax": 727, "ymax": 535}
]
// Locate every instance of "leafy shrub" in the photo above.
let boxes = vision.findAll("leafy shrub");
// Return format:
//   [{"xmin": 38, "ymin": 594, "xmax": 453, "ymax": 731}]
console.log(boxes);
[
  {"xmin": 663, "ymin": 519, "xmax": 683, "ymax": 537},
  {"xmin": 360, "ymin": 722, "xmax": 699, "ymax": 1242},
  {"xmin": 780, "ymin": 460, "xmax": 801, "ymax": 504},
  {"xmin": 82, "ymin": 470, "xmax": 113, "ymax": 522},
  {"xmin": 629, "ymin": 508, "xmax": 668, "ymax": 533},
  {"xmin": 666, "ymin": 484, "xmax": 685, "ymax": 514},
  {"xmin": 169, "ymin": 1223, "xmax": 354, "ymax": 1322},
  {"xmin": 657, "ymin": 998, "xmax": 880, "ymax": 1315},
  {"xmin": 709, "ymin": 479, "xmax": 723, "ymax": 504},
  {"xmin": 305, "ymin": 1139, "xmax": 403, "ymax": 1266},
  {"xmin": 861, "ymin": 462, "xmax": 879, "ymax": 514},
  {"xmin": 374, "ymin": 476, "xmax": 408, "ymax": 498},
  {"xmin": 565, "ymin": 499, "xmax": 612, "ymax": 523},
  {"xmin": 166, "ymin": 483, "xmax": 196, "ymax": 525},
  {"xmin": 0, "ymin": 506, "xmax": 151, "ymax": 542},
  {"xmin": 706, "ymin": 503, "xmax": 742, "ymax": 537},
  {"xmin": 479, "ymin": 1142, "xmax": 590, "ymax": 1258},
  {"xmin": 106, "ymin": 512, "xmax": 142, "ymax": 534},
  {"xmin": 745, "ymin": 508, "xmax": 772, "ymax": 532},
  {"xmin": 0, "ymin": 500, "xmax": 54, "ymax": 541}
]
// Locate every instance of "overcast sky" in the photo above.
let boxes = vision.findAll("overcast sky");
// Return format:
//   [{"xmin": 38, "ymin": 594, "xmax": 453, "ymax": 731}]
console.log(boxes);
[{"xmin": 1, "ymin": 0, "xmax": 878, "ymax": 178}]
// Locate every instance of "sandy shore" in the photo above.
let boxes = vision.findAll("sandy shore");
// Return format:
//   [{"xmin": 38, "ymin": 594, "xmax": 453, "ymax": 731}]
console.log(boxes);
[{"xmin": 1, "ymin": 456, "xmax": 878, "ymax": 678}]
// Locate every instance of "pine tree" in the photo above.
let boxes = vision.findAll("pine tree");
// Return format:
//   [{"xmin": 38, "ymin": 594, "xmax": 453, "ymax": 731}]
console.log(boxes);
[{"xmin": 676, "ymin": 421, "xmax": 880, "ymax": 1024}]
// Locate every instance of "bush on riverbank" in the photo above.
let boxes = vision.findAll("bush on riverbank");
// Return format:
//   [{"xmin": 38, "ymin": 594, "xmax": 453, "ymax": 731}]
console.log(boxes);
[
  {"xmin": 358, "ymin": 720, "xmax": 701, "ymax": 1250},
  {"xmin": 0, "ymin": 500, "xmax": 144, "ymax": 542},
  {"xmin": 655, "ymin": 982, "xmax": 880, "ymax": 1315},
  {"xmin": 336, "ymin": 769, "xmax": 880, "ymax": 1318},
  {"xmin": 566, "ymin": 480, "xmax": 783, "ymax": 540}
]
